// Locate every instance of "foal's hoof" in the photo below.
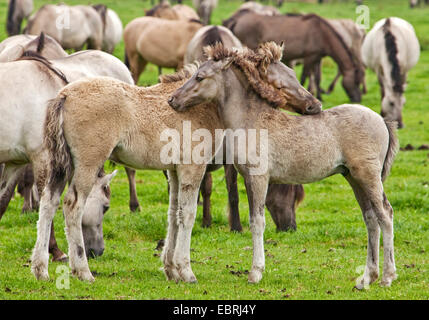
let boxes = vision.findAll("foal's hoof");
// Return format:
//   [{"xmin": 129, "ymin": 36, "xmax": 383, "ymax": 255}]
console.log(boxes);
[{"xmin": 248, "ymin": 269, "xmax": 263, "ymax": 284}]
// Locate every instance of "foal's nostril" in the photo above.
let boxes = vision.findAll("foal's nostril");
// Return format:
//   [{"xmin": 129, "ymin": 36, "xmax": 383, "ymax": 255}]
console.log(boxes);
[
  {"xmin": 306, "ymin": 102, "xmax": 322, "ymax": 114},
  {"xmin": 168, "ymin": 96, "xmax": 174, "ymax": 106}
]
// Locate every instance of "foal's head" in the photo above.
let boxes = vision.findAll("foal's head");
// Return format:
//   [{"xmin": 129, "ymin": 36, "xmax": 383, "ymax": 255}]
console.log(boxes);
[
  {"xmin": 168, "ymin": 43, "xmax": 322, "ymax": 114},
  {"xmin": 82, "ymin": 170, "xmax": 117, "ymax": 258}
]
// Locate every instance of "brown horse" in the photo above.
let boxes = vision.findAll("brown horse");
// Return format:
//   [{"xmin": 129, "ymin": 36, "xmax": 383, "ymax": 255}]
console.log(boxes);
[
  {"xmin": 223, "ymin": 11, "xmax": 363, "ymax": 102},
  {"xmin": 124, "ymin": 17, "xmax": 203, "ymax": 83}
]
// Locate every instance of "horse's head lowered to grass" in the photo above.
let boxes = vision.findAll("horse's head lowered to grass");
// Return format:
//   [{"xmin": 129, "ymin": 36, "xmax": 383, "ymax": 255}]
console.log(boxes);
[{"xmin": 168, "ymin": 42, "xmax": 322, "ymax": 115}]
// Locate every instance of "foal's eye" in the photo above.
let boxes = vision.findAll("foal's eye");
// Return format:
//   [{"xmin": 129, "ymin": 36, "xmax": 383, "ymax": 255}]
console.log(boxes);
[{"xmin": 195, "ymin": 75, "xmax": 204, "ymax": 82}]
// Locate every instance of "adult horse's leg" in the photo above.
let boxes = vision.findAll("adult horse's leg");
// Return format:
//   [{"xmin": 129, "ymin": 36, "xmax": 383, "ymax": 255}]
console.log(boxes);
[
  {"xmin": 243, "ymin": 173, "xmax": 269, "ymax": 284},
  {"xmin": 200, "ymin": 172, "xmax": 212, "ymax": 228},
  {"xmin": 0, "ymin": 164, "xmax": 26, "ymax": 220},
  {"xmin": 127, "ymin": 52, "xmax": 147, "ymax": 85},
  {"xmin": 20, "ymin": 165, "xmax": 35, "ymax": 213},
  {"xmin": 345, "ymin": 174, "xmax": 380, "ymax": 289},
  {"xmin": 31, "ymin": 170, "xmax": 67, "ymax": 280},
  {"xmin": 171, "ymin": 165, "xmax": 206, "ymax": 282},
  {"xmin": 161, "ymin": 170, "xmax": 180, "ymax": 281},
  {"xmin": 224, "ymin": 164, "xmax": 242, "ymax": 232},
  {"xmin": 125, "ymin": 167, "xmax": 140, "ymax": 212},
  {"xmin": 49, "ymin": 222, "xmax": 68, "ymax": 262}
]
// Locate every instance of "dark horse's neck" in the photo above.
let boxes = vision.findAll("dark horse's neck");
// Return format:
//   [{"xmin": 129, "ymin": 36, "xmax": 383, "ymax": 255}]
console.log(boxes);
[{"xmin": 309, "ymin": 15, "xmax": 356, "ymax": 75}]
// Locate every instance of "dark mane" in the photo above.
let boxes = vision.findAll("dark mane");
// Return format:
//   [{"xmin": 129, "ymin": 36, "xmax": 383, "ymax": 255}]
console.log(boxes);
[
  {"xmin": 222, "ymin": 9, "xmax": 252, "ymax": 33},
  {"xmin": 145, "ymin": 3, "xmax": 162, "ymax": 16},
  {"xmin": 18, "ymin": 51, "xmax": 69, "ymax": 85},
  {"xmin": 303, "ymin": 14, "xmax": 357, "ymax": 71},
  {"xmin": 284, "ymin": 13, "xmax": 302, "ymax": 17},
  {"xmin": 383, "ymin": 19, "xmax": 404, "ymax": 94},
  {"xmin": 7, "ymin": 0, "xmax": 17, "ymax": 35},
  {"xmin": 202, "ymin": 26, "xmax": 223, "ymax": 47}
]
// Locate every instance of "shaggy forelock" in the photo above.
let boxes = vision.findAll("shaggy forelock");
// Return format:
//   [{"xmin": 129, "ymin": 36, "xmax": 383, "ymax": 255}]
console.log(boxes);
[{"xmin": 203, "ymin": 42, "xmax": 287, "ymax": 108}]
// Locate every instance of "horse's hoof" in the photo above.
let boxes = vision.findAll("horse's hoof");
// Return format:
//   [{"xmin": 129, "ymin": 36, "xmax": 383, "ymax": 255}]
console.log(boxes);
[
  {"xmin": 179, "ymin": 267, "xmax": 197, "ymax": 283},
  {"xmin": 248, "ymin": 269, "xmax": 263, "ymax": 284},
  {"xmin": 129, "ymin": 204, "xmax": 141, "ymax": 212},
  {"xmin": 164, "ymin": 266, "xmax": 181, "ymax": 282},
  {"xmin": 72, "ymin": 269, "xmax": 95, "ymax": 282},
  {"xmin": 52, "ymin": 253, "xmax": 68, "ymax": 263},
  {"xmin": 380, "ymin": 273, "xmax": 397, "ymax": 287},
  {"xmin": 31, "ymin": 266, "xmax": 50, "ymax": 281}
]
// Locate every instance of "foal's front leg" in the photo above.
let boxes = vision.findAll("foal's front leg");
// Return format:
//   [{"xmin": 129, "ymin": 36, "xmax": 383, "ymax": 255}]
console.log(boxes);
[
  {"xmin": 243, "ymin": 173, "xmax": 269, "ymax": 284},
  {"xmin": 161, "ymin": 170, "xmax": 180, "ymax": 281},
  {"xmin": 171, "ymin": 165, "xmax": 206, "ymax": 283}
]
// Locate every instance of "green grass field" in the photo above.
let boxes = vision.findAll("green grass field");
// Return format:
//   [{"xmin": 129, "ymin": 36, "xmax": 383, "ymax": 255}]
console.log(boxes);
[{"xmin": 0, "ymin": 0, "xmax": 428, "ymax": 300}]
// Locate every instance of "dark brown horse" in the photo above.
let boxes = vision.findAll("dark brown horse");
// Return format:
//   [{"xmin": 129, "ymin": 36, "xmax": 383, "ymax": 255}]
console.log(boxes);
[{"xmin": 223, "ymin": 10, "xmax": 363, "ymax": 102}]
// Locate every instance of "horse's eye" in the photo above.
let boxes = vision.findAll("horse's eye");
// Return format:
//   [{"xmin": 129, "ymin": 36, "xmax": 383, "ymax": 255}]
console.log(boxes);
[{"xmin": 195, "ymin": 75, "xmax": 204, "ymax": 82}]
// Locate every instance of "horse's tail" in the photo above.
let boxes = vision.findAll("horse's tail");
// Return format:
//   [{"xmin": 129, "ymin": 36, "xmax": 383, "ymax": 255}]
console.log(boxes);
[
  {"xmin": 381, "ymin": 120, "xmax": 399, "ymax": 182},
  {"xmin": 124, "ymin": 48, "xmax": 130, "ymax": 70},
  {"xmin": 294, "ymin": 184, "xmax": 305, "ymax": 207},
  {"xmin": 44, "ymin": 94, "xmax": 73, "ymax": 188}
]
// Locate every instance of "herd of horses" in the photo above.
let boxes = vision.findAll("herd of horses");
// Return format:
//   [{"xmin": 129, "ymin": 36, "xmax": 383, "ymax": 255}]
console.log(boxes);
[{"xmin": 0, "ymin": 0, "xmax": 422, "ymax": 290}]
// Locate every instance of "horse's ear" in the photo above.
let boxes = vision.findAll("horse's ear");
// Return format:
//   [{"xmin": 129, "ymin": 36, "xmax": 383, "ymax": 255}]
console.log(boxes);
[{"xmin": 103, "ymin": 170, "xmax": 118, "ymax": 185}]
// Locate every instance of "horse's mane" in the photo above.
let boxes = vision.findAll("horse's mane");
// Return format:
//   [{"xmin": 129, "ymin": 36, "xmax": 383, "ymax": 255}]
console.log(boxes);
[
  {"xmin": 383, "ymin": 19, "xmax": 404, "ymax": 94},
  {"xmin": 204, "ymin": 42, "xmax": 287, "ymax": 108},
  {"xmin": 18, "ymin": 51, "xmax": 69, "ymax": 85},
  {"xmin": 222, "ymin": 9, "xmax": 252, "ymax": 33},
  {"xmin": 6, "ymin": 0, "xmax": 16, "ymax": 35},
  {"xmin": 202, "ymin": 26, "xmax": 223, "ymax": 47},
  {"xmin": 159, "ymin": 62, "xmax": 200, "ymax": 83},
  {"xmin": 303, "ymin": 14, "xmax": 357, "ymax": 71},
  {"xmin": 145, "ymin": 2, "xmax": 168, "ymax": 16}
]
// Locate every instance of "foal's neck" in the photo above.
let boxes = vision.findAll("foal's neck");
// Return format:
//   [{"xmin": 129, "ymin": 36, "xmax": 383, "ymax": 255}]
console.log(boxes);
[{"xmin": 219, "ymin": 68, "xmax": 277, "ymax": 129}]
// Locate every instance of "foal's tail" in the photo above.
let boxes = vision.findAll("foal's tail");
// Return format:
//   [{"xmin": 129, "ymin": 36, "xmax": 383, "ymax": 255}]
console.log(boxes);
[
  {"xmin": 381, "ymin": 120, "xmax": 399, "ymax": 182},
  {"xmin": 44, "ymin": 95, "xmax": 73, "ymax": 187}
]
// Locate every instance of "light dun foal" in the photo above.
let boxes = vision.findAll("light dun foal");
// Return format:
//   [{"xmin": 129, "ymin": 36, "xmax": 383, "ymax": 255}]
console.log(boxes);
[{"xmin": 169, "ymin": 43, "xmax": 399, "ymax": 288}]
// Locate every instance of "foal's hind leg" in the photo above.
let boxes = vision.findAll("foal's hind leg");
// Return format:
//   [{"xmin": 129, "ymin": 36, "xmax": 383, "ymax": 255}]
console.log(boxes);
[
  {"xmin": 63, "ymin": 168, "xmax": 99, "ymax": 282},
  {"xmin": 345, "ymin": 175, "xmax": 380, "ymax": 289},
  {"xmin": 349, "ymin": 170, "xmax": 396, "ymax": 287},
  {"xmin": 200, "ymin": 172, "xmax": 212, "ymax": 228},
  {"xmin": 161, "ymin": 170, "xmax": 180, "ymax": 281}
]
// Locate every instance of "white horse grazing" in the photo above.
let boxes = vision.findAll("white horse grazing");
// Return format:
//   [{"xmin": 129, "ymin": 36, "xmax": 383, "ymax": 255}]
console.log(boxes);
[
  {"xmin": 193, "ymin": 0, "xmax": 218, "ymax": 25},
  {"xmin": 0, "ymin": 50, "xmax": 132, "ymax": 258},
  {"xmin": 25, "ymin": 4, "xmax": 104, "ymax": 51},
  {"xmin": 361, "ymin": 17, "xmax": 420, "ymax": 128}
]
